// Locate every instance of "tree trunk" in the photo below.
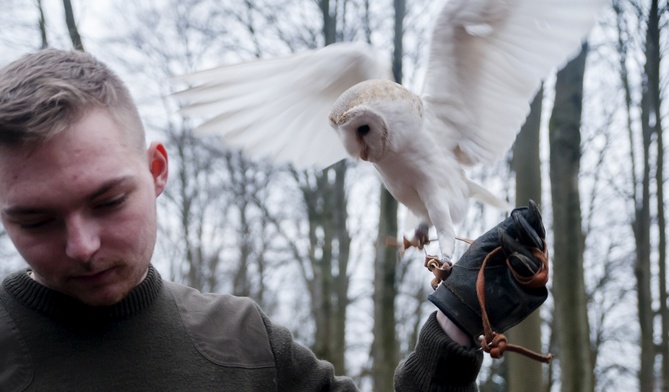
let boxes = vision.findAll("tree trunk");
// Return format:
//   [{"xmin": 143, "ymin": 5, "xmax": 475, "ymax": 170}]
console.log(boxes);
[
  {"xmin": 549, "ymin": 44, "xmax": 594, "ymax": 392},
  {"xmin": 62, "ymin": 0, "xmax": 84, "ymax": 51},
  {"xmin": 372, "ymin": 188, "xmax": 399, "ymax": 391},
  {"xmin": 372, "ymin": 1, "xmax": 402, "ymax": 390},
  {"xmin": 656, "ymin": 88, "xmax": 667, "ymax": 392},
  {"xmin": 297, "ymin": 2, "xmax": 351, "ymax": 375},
  {"xmin": 302, "ymin": 162, "xmax": 350, "ymax": 375},
  {"xmin": 320, "ymin": 0, "xmax": 336, "ymax": 46},
  {"xmin": 644, "ymin": 0, "xmax": 666, "ymax": 388},
  {"xmin": 508, "ymin": 87, "xmax": 546, "ymax": 392},
  {"xmin": 636, "ymin": 0, "xmax": 660, "ymax": 389},
  {"xmin": 332, "ymin": 162, "xmax": 351, "ymax": 375},
  {"xmin": 36, "ymin": 0, "xmax": 48, "ymax": 49}
]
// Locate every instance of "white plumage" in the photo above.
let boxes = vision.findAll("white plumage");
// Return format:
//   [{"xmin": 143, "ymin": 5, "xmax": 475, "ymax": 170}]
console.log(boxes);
[{"xmin": 176, "ymin": 0, "xmax": 604, "ymax": 261}]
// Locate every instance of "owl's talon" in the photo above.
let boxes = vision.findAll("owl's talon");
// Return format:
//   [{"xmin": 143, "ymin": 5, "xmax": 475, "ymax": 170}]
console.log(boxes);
[
  {"xmin": 425, "ymin": 255, "xmax": 453, "ymax": 289},
  {"xmin": 403, "ymin": 223, "xmax": 431, "ymax": 250},
  {"xmin": 456, "ymin": 236, "xmax": 474, "ymax": 245}
]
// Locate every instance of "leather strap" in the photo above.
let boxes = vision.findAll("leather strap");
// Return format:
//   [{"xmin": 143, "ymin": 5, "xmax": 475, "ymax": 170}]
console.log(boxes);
[{"xmin": 475, "ymin": 242, "xmax": 552, "ymax": 363}]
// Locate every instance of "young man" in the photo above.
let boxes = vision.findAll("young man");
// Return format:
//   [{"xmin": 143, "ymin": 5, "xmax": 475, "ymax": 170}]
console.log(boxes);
[{"xmin": 0, "ymin": 49, "xmax": 549, "ymax": 391}]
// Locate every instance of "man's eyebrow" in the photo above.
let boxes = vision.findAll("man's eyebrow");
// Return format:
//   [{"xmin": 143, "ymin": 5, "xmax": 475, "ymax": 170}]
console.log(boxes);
[
  {"xmin": 2, "ymin": 175, "xmax": 136, "ymax": 217},
  {"xmin": 2, "ymin": 206, "xmax": 45, "ymax": 217},
  {"xmin": 86, "ymin": 175, "xmax": 135, "ymax": 201}
]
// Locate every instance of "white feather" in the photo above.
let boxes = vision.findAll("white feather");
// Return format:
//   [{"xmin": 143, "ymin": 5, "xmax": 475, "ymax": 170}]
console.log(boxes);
[
  {"xmin": 423, "ymin": 0, "xmax": 606, "ymax": 165},
  {"xmin": 175, "ymin": 42, "xmax": 391, "ymax": 169}
]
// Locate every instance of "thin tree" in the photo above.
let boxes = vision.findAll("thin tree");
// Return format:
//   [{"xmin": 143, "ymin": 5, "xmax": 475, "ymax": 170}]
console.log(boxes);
[
  {"xmin": 289, "ymin": 0, "xmax": 353, "ymax": 375},
  {"xmin": 549, "ymin": 44, "xmax": 594, "ymax": 392},
  {"xmin": 612, "ymin": 2, "xmax": 654, "ymax": 387},
  {"xmin": 636, "ymin": 0, "xmax": 661, "ymax": 388},
  {"xmin": 656, "ymin": 57, "xmax": 668, "ymax": 392},
  {"xmin": 508, "ymin": 87, "xmax": 546, "ymax": 392},
  {"xmin": 36, "ymin": 0, "xmax": 47, "ymax": 49},
  {"xmin": 371, "ymin": 0, "xmax": 403, "ymax": 388},
  {"xmin": 62, "ymin": 0, "xmax": 84, "ymax": 51},
  {"xmin": 294, "ymin": 161, "xmax": 351, "ymax": 375}
]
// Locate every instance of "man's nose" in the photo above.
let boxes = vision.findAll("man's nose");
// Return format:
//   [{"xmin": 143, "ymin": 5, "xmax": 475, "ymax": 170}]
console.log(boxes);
[{"xmin": 65, "ymin": 215, "xmax": 101, "ymax": 262}]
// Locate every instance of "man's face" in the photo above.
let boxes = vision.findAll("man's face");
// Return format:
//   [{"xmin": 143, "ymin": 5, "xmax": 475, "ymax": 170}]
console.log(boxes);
[{"xmin": 0, "ymin": 108, "xmax": 168, "ymax": 306}]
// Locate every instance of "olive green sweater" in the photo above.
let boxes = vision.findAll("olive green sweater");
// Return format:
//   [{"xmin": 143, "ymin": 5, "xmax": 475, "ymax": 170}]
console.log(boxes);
[{"xmin": 0, "ymin": 266, "xmax": 482, "ymax": 391}]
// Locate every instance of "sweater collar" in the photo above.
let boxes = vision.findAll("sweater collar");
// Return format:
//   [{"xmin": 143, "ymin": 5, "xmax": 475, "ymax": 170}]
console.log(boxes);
[{"xmin": 2, "ymin": 264, "xmax": 163, "ymax": 322}]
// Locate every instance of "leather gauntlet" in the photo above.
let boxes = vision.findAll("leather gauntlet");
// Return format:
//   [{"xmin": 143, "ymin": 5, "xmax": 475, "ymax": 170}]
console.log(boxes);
[{"xmin": 428, "ymin": 200, "xmax": 551, "ymax": 362}]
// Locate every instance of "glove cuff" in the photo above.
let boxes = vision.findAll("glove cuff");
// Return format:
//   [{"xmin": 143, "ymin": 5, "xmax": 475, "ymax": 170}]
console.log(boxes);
[{"xmin": 428, "ymin": 267, "xmax": 484, "ymax": 342}]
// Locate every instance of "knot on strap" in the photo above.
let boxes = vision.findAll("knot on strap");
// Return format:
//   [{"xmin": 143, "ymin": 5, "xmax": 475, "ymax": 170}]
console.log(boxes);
[{"xmin": 480, "ymin": 332, "xmax": 507, "ymax": 359}]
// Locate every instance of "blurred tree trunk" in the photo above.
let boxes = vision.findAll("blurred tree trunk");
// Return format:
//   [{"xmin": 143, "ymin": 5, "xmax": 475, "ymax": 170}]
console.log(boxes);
[
  {"xmin": 223, "ymin": 151, "xmax": 273, "ymax": 304},
  {"xmin": 36, "ymin": 0, "xmax": 47, "ymax": 49},
  {"xmin": 371, "ymin": 2, "xmax": 403, "ymax": 389},
  {"xmin": 298, "ymin": 162, "xmax": 351, "ymax": 375},
  {"xmin": 612, "ymin": 2, "xmax": 658, "ymax": 386},
  {"xmin": 657, "ymin": 73, "xmax": 668, "ymax": 392},
  {"xmin": 320, "ymin": 0, "xmax": 336, "ymax": 46},
  {"xmin": 656, "ymin": 91, "xmax": 668, "ymax": 392},
  {"xmin": 162, "ymin": 126, "xmax": 230, "ymax": 295},
  {"xmin": 62, "ymin": 0, "xmax": 84, "ymax": 51},
  {"xmin": 508, "ymin": 87, "xmax": 546, "ymax": 392},
  {"xmin": 294, "ymin": 0, "xmax": 352, "ymax": 375},
  {"xmin": 636, "ymin": 0, "xmax": 660, "ymax": 389},
  {"xmin": 372, "ymin": 187, "xmax": 399, "ymax": 391},
  {"xmin": 549, "ymin": 44, "xmax": 594, "ymax": 392},
  {"xmin": 649, "ymin": 2, "xmax": 666, "ymax": 389}
]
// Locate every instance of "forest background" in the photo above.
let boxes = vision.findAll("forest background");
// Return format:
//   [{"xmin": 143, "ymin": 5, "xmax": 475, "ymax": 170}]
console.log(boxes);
[{"xmin": 0, "ymin": 1, "xmax": 667, "ymax": 391}]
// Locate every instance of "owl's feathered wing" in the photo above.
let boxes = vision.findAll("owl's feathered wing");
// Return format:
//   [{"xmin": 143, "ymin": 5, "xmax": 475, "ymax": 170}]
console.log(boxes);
[
  {"xmin": 175, "ymin": 42, "xmax": 391, "ymax": 169},
  {"xmin": 177, "ymin": 0, "xmax": 603, "ymax": 172},
  {"xmin": 422, "ymin": 0, "xmax": 605, "ymax": 166}
]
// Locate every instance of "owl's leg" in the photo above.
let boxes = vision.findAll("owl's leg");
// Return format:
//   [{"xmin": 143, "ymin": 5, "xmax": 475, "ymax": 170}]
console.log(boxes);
[
  {"xmin": 422, "ymin": 209, "xmax": 457, "ymax": 289},
  {"xmin": 403, "ymin": 198, "xmax": 457, "ymax": 260},
  {"xmin": 428, "ymin": 208, "xmax": 456, "ymax": 262}
]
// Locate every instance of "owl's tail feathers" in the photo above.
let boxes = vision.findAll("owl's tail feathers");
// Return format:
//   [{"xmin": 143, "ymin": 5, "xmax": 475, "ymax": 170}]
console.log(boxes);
[{"xmin": 466, "ymin": 178, "xmax": 512, "ymax": 212}]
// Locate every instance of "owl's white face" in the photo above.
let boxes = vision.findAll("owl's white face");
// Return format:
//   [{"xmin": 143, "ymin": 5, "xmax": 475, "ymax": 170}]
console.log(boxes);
[
  {"xmin": 329, "ymin": 79, "xmax": 423, "ymax": 163},
  {"xmin": 331, "ymin": 106, "xmax": 389, "ymax": 162}
]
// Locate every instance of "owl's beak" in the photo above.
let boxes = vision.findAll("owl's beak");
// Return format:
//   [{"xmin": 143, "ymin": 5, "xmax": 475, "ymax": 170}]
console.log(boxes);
[{"xmin": 360, "ymin": 144, "xmax": 370, "ymax": 161}]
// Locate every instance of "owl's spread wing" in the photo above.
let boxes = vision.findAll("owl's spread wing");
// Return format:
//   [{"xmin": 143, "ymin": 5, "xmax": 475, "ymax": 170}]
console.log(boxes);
[
  {"xmin": 422, "ymin": 0, "xmax": 604, "ymax": 165},
  {"xmin": 175, "ymin": 42, "xmax": 391, "ymax": 169}
]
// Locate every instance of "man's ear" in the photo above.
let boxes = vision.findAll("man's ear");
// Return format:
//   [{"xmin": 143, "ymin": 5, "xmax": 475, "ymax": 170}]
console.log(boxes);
[{"xmin": 147, "ymin": 142, "xmax": 168, "ymax": 196}]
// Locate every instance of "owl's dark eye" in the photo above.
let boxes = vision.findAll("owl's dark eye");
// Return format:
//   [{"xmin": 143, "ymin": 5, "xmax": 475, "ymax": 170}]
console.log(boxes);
[{"xmin": 357, "ymin": 125, "xmax": 370, "ymax": 137}]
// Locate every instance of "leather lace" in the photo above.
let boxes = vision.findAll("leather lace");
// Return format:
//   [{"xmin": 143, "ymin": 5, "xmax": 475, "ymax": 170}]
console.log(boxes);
[{"xmin": 476, "ymin": 243, "xmax": 552, "ymax": 363}]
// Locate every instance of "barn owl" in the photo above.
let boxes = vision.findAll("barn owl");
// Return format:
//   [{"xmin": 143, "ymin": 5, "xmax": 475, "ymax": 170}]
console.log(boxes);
[{"xmin": 176, "ymin": 0, "xmax": 604, "ymax": 262}]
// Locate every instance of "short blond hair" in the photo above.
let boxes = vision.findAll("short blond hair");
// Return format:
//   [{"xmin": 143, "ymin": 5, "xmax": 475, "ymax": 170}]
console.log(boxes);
[{"xmin": 0, "ymin": 49, "xmax": 145, "ymax": 148}]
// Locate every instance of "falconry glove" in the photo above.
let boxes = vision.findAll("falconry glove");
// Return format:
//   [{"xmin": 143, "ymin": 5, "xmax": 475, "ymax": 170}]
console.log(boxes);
[{"xmin": 428, "ymin": 200, "xmax": 552, "ymax": 362}]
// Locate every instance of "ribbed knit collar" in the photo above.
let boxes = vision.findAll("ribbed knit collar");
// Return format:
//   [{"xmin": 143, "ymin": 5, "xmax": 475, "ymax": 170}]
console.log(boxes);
[{"xmin": 2, "ymin": 264, "xmax": 163, "ymax": 322}]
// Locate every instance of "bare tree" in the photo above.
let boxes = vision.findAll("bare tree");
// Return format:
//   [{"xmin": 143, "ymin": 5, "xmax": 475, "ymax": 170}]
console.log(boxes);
[
  {"xmin": 36, "ymin": 0, "xmax": 47, "ymax": 49},
  {"xmin": 289, "ymin": 162, "xmax": 351, "ymax": 374},
  {"xmin": 62, "ymin": 0, "xmax": 84, "ymax": 51},
  {"xmin": 612, "ymin": 1, "xmax": 664, "ymax": 389},
  {"xmin": 656, "ymin": 61, "xmax": 668, "ymax": 392},
  {"xmin": 508, "ymin": 88, "xmax": 547, "ymax": 392},
  {"xmin": 549, "ymin": 44, "xmax": 594, "ymax": 392},
  {"xmin": 371, "ymin": 0, "xmax": 403, "ymax": 388},
  {"xmin": 636, "ymin": 0, "xmax": 662, "ymax": 389},
  {"xmin": 160, "ymin": 127, "xmax": 229, "ymax": 292}
]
